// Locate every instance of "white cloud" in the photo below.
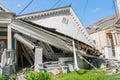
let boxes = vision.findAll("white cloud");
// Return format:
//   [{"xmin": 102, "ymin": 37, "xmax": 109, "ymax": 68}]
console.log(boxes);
[
  {"xmin": 92, "ymin": 8, "xmax": 100, "ymax": 13},
  {"xmin": 17, "ymin": 4, "xmax": 22, "ymax": 8}
]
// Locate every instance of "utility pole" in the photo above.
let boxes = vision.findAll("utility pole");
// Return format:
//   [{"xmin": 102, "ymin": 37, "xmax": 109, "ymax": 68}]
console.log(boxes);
[{"xmin": 116, "ymin": 0, "xmax": 120, "ymax": 16}]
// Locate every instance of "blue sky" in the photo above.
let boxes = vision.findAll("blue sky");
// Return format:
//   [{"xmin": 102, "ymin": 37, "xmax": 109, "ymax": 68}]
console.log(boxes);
[{"xmin": 0, "ymin": 0, "xmax": 118, "ymax": 27}]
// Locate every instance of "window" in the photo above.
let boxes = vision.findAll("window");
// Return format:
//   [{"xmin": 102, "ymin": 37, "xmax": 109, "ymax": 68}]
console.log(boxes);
[{"xmin": 0, "ymin": 31, "xmax": 7, "ymax": 36}]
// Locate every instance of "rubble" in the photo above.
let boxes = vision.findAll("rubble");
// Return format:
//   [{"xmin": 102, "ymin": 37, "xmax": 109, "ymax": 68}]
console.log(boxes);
[
  {"xmin": 16, "ymin": 73, "xmax": 26, "ymax": 80},
  {"xmin": 99, "ymin": 58, "xmax": 120, "ymax": 74}
]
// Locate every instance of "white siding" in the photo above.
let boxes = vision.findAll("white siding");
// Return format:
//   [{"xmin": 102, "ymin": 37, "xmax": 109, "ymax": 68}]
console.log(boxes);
[
  {"xmin": 103, "ymin": 47, "xmax": 112, "ymax": 59},
  {"xmin": 90, "ymin": 30, "xmax": 107, "ymax": 51},
  {"xmin": 115, "ymin": 46, "xmax": 120, "ymax": 61},
  {"xmin": 28, "ymin": 12, "xmax": 90, "ymax": 45}
]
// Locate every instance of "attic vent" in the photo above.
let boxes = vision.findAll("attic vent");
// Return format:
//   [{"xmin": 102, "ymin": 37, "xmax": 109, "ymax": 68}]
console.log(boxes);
[{"xmin": 62, "ymin": 17, "xmax": 69, "ymax": 24}]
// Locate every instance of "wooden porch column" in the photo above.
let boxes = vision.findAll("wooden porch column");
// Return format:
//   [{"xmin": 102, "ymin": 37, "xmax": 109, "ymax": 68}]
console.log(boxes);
[
  {"xmin": 8, "ymin": 26, "xmax": 12, "ymax": 50},
  {"xmin": 115, "ymin": 33, "xmax": 119, "ymax": 45},
  {"xmin": 117, "ymin": 0, "xmax": 120, "ymax": 17},
  {"xmin": 118, "ymin": 33, "xmax": 120, "ymax": 43},
  {"xmin": 72, "ymin": 40, "xmax": 79, "ymax": 71},
  {"xmin": 111, "ymin": 33, "xmax": 116, "ymax": 57},
  {"xmin": 112, "ymin": 33, "xmax": 117, "ymax": 46},
  {"xmin": 34, "ymin": 46, "xmax": 43, "ymax": 72},
  {"xmin": 7, "ymin": 26, "xmax": 12, "ymax": 64}
]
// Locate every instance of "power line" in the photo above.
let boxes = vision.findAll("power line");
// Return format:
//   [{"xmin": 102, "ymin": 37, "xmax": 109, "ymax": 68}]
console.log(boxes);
[
  {"xmin": 81, "ymin": 0, "xmax": 88, "ymax": 21},
  {"xmin": 31, "ymin": 1, "xmax": 40, "ymax": 12},
  {"xmin": 56, "ymin": 0, "xmax": 65, "ymax": 7},
  {"xmin": 51, "ymin": 0, "xmax": 61, "ymax": 8},
  {"xmin": 112, "ymin": 0, "xmax": 118, "ymax": 19},
  {"xmin": 18, "ymin": 0, "xmax": 34, "ymax": 15}
]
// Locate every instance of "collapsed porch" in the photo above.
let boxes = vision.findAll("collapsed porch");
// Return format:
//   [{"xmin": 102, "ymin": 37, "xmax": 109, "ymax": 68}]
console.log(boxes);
[{"xmin": 1, "ymin": 19, "xmax": 101, "ymax": 74}]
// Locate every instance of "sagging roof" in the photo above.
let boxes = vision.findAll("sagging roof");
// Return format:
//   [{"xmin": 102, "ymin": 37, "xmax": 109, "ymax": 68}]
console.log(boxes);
[
  {"xmin": 86, "ymin": 14, "xmax": 119, "ymax": 34},
  {"xmin": 17, "ymin": 5, "xmax": 94, "ymax": 47},
  {"xmin": 10, "ymin": 19, "xmax": 101, "ymax": 57}
]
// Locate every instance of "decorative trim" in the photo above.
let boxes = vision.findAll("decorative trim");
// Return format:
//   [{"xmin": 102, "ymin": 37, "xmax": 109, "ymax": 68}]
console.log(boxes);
[
  {"xmin": 17, "ymin": 7, "xmax": 70, "ymax": 20},
  {"xmin": 69, "ymin": 8, "xmax": 94, "ymax": 46},
  {"xmin": 17, "ymin": 6, "xmax": 94, "ymax": 46}
]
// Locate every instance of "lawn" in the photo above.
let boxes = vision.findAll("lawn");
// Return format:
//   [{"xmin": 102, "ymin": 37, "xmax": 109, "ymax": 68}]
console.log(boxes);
[
  {"xmin": 53, "ymin": 69, "xmax": 120, "ymax": 80},
  {"xmin": 1, "ymin": 69, "xmax": 120, "ymax": 80}
]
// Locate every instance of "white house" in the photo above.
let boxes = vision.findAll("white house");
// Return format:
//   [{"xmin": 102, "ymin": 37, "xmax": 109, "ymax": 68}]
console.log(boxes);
[
  {"xmin": 86, "ymin": 14, "xmax": 120, "ymax": 60},
  {"xmin": 0, "ymin": 3, "xmax": 15, "ymax": 61},
  {"xmin": 0, "ymin": 4, "xmax": 101, "ymax": 73},
  {"xmin": 86, "ymin": 0, "xmax": 120, "ymax": 61}
]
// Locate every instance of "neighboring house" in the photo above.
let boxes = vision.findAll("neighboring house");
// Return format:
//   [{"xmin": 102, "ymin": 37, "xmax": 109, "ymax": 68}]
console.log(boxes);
[
  {"xmin": 86, "ymin": 14, "xmax": 120, "ymax": 60},
  {"xmin": 0, "ymin": 4, "xmax": 14, "ymax": 59},
  {"xmin": 0, "ymin": 4, "xmax": 101, "ymax": 73},
  {"xmin": 87, "ymin": 0, "xmax": 120, "ymax": 61}
]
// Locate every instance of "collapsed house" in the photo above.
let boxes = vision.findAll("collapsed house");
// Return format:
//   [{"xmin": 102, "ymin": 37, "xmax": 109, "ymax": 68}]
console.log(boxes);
[{"xmin": 0, "ymin": 4, "xmax": 101, "ymax": 74}]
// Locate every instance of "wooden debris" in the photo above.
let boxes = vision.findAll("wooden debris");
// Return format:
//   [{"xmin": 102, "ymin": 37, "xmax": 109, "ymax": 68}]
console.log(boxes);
[
  {"xmin": 68, "ymin": 64, "xmax": 74, "ymax": 72},
  {"xmin": 16, "ymin": 73, "xmax": 26, "ymax": 80},
  {"xmin": 52, "ymin": 68, "xmax": 60, "ymax": 75}
]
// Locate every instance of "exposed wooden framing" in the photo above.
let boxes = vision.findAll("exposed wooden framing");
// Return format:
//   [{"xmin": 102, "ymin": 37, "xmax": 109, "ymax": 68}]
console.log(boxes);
[
  {"xmin": 118, "ymin": 33, "xmax": 120, "ymax": 44},
  {"xmin": 112, "ymin": 33, "xmax": 117, "ymax": 45},
  {"xmin": 17, "ymin": 41, "xmax": 34, "ymax": 68},
  {"xmin": 20, "ymin": 43, "xmax": 33, "ymax": 66},
  {"xmin": 63, "ymin": 39, "xmax": 101, "ymax": 56},
  {"xmin": 14, "ymin": 33, "xmax": 35, "ymax": 49},
  {"xmin": 10, "ymin": 20, "xmax": 101, "ymax": 57}
]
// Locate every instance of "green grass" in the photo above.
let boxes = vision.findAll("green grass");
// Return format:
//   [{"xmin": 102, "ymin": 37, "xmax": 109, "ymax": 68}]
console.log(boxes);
[
  {"xmin": 25, "ymin": 71, "xmax": 52, "ymax": 80},
  {"xmin": 0, "ymin": 69, "xmax": 119, "ymax": 80},
  {"xmin": 53, "ymin": 69, "xmax": 120, "ymax": 80},
  {"xmin": 0, "ymin": 74, "xmax": 9, "ymax": 80}
]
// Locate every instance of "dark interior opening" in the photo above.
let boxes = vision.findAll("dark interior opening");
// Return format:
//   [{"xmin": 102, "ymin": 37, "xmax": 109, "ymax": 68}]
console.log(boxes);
[{"xmin": 17, "ymin": 41, "xmax": 34, "ymax": 70}]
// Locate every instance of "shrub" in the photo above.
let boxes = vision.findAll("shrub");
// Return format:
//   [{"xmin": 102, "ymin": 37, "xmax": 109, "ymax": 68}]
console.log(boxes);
[
  {"xmin": 0, "ymin": 74, "xmax": 9, "ymax": 80},
  {"xmin": 26, "ymin": 71, "xmax": 52, "ymax": 80},
  {"xmin": 10, "ymin": 73, "xmax": 17, "ymax": 80}
]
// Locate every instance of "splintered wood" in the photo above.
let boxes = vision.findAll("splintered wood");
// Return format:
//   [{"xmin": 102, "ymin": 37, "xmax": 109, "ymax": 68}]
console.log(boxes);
[
  {"xmin": 17, "ymin": 41, "xmax": 34, "ymax": 68},
  {"xmin": 52, "ymin": 69, "xmax": 60, "ymax": 75},
  {"xmin": 64, "ymin": 39, "xmax": 101, "ymax": 56}
]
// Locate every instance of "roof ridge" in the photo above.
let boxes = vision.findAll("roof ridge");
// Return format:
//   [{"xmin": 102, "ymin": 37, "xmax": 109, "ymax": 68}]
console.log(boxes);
[{"xmin": 17, "ymin": 5, "xmax": 71, "ymax": 17}]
